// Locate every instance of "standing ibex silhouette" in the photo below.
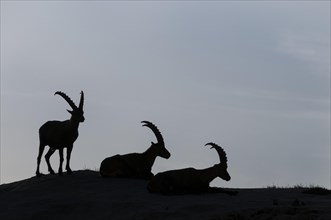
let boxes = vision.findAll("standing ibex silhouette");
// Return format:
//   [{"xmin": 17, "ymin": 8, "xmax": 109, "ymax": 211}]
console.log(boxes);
[{"xmin": 36, "ymin": 91, "xmax": 85, "ymax": 177}]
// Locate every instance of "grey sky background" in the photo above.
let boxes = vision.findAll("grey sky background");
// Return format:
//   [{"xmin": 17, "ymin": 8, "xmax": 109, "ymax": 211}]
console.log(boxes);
[{"xmin": 1, "ymin": 1, "xmax": 330, "ymax": 188}]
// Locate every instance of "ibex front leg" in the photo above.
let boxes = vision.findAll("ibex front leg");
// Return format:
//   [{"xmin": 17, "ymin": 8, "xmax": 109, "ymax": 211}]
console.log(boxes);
[
  {"xmin": 58, "ymin": 148, "xmax": 64, "ymax": 175},
  {"xmin": 66, "ymin": 146, "xmax": 73, "ymax": 174},
  {"xmin": 36, "ymin": 143, "xmax": 46, "ymax": 176}
]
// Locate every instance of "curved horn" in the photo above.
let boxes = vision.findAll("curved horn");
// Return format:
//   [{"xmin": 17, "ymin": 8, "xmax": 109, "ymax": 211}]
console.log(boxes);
[
  {"xmin": 205, "ymin": 142, "xmax": 228, "ymax": 166},
  {"xmin": 55, "ymin": 91, "xmax": 77, "ymax": 110},
  {"xmin": 78, "ymin": 91, "xmax": 84, "ymax": 110},
  {"xmin": 141, "ymin": 121, "xmax": 164, "ymax": 146}
]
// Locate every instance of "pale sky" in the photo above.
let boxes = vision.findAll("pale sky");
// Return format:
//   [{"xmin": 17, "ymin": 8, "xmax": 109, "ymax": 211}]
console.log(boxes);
[{"xmin": 1, "ymin": 1, "xmax": 330, "ymax": 188}]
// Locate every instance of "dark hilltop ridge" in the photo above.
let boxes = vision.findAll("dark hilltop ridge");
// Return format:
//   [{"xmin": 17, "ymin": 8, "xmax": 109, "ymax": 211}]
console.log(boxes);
[{"xmin": 0, "ymin": 170, "xmax": 330, "ymax": 220}]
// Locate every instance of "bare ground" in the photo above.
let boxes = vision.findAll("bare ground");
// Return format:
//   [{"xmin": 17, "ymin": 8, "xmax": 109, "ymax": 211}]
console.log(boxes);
[{"xmin": 0, "ymin": 170, "xmax": 330, "ymax": 220}]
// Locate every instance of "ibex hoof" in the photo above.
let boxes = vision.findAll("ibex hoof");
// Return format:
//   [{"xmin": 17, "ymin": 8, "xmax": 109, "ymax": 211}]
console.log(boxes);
[
  {"xmin": 36, "ymin": 172, "xmax": 43, "ymax": 177},
  {"xmin": 67, "ymin": 169, "xmax": 73, "ymax": 174},
  {"xmin": 49, "ymin": 170, "xmax": 55, "ymax": 175}
]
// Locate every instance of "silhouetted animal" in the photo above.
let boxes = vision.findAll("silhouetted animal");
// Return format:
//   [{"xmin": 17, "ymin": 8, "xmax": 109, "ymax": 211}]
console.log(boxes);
[
  {"xmin": 147, "ymin": 142, "xmax": 236, "ymax": 195},
  {"xmin": 99, "ymin": 121, "xmax": 171, "ymax": 179},
  {"xmin": 36, "ymin": 91, "xmax": 85, "ymax": 177}
]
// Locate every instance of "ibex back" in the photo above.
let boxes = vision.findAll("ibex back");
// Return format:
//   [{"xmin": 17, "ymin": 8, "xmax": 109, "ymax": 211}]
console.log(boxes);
[{"xmin": 36, "ymin": 91, "xmax": 85, "ymax": 176}]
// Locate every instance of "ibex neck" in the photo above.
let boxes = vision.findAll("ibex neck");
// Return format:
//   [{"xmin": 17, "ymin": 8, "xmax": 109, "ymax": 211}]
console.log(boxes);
[
  {"xmin": 199, "ymin": 165, "xmax": 219, "ymax": 184},
  {"xmin": 143, "ymin": 147, "xmax": 157, "ymax": 168},
  {"xmin": 69, "ymin": 119, "xmax": 80, "ymax": 130}
]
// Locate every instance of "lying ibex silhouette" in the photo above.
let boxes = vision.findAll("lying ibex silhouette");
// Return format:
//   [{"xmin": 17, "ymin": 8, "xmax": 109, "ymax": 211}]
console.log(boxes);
[
  {"xmin": 147, "ymin": 142, "xmax": 237, "ymax": 195},
  {"xmin": 99, "ymin": 121, "xmax": 171, "ymax": 179},
  {"xmin": 36, "ymin": 91, "xmax": 85, "ymax": 177}
]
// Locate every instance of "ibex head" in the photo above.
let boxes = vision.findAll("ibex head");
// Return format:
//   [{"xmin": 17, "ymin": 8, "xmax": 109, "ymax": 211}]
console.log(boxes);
[
  {"xmin": 55, "ymin": 91, "xmax": 85, "ymax": 122},
  {"xmin": 142, "ymin": 121, "xmax": 171, "ymax": 159},
  {"xmin": 205, "ymin": 142, "xmax": 231, "ymax": 181}
]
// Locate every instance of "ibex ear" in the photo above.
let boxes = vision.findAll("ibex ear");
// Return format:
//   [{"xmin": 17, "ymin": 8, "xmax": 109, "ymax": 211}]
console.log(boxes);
[{"xmin": 67, "ymin": 109, "xmax": 73, "ymax": 115}]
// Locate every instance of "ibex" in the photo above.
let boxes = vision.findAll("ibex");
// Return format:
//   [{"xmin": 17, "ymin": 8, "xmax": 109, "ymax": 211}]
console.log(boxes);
[
  {"xmin": 147, "ymin": 142, "xmax": 237, "ymax": 195},
  {"xmin": 99, "ymin": 121, "xmax": 171, "ymax": 179},
  {"xmin": 36, "ymin": 91, "xmax": 85, "ymax": 177}
]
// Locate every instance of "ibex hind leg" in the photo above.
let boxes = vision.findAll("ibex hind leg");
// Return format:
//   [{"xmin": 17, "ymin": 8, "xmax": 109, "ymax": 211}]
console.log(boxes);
[
  {"xmin": 65, "ymin": 146, "xmax": 73, "ymax": 174},
  {"xmin": 36, "ymin": 143, "xmax": 46, "ymax": 177},
  {"xmin": 45, "ymin": 148, "xmax": 56, "ymax": 175}
]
